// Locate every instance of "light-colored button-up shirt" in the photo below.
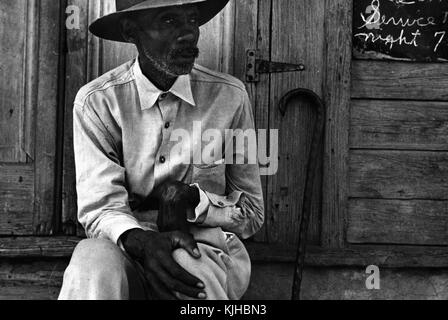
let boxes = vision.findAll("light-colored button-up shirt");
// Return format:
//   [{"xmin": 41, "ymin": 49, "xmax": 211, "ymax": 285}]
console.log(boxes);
[{"xmin": 73, "ymin": 58, "xmax": 264, "ymax": 244}]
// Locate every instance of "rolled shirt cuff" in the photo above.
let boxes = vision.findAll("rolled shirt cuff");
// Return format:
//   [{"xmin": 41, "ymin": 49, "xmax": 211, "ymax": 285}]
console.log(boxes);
[
  {"xmin": 188, "ymin": 183, "xmax": 211, "ymax": 224},
  {"xmin": 106, "ymin": 217, "xmax": 145, "ymax": 250},
  {"xmin": 201, "ymin": 190, "xmax": 245, "ymax": 227}
]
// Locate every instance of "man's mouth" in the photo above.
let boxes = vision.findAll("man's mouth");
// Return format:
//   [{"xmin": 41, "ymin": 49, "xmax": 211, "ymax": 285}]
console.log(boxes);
[{"xmin": 171, "ymin": 47, "xmax": 200, "ymax": 60}]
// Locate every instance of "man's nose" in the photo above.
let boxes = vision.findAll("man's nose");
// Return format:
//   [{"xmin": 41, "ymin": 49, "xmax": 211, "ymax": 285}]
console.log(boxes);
[
  {"xmin": 177, "ymin": 30, "xmax": 197, "ymax": 43},
  {"xmin": 176, "ymin": 20, "xmax": 199, "ymax": 43}
]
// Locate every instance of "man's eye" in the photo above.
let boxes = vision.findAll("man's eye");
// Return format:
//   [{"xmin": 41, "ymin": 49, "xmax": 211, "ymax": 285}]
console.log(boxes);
[
  {"xmin": 189, "ymin": 16, "xmax": 199, "ymax": 24},
  {"xmin": 164, "ymin": 18, "xmax": 175, "ymax": 25}
]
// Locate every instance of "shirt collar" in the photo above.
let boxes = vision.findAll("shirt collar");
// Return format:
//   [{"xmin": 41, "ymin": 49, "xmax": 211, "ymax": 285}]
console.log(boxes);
[{"xmin": 132, "ymin": 58, "xmax": 196, "ymax": 111}]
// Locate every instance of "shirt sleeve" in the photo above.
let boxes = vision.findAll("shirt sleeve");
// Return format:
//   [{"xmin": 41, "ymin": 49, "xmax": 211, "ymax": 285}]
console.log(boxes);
[
  {"xmin": 191, "ymin": 89, "xmax": 265, "ymax": 240},
  {"xmin": 73, "ymin": 100, "xmax": 144, "ymax": 245}
]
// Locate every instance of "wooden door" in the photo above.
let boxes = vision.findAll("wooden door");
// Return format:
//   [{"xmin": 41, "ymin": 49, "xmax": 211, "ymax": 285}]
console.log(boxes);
[
  {"xmin": 226, "ymin": 0, "xmax": 349, "ymax": 249},
  {"xmin": 0, "ymin": 0, "xmax": 61, "ymax": 236},
  {"xmin": 246, "ymin": 0, "xmax": 326, "ymax": 245}
]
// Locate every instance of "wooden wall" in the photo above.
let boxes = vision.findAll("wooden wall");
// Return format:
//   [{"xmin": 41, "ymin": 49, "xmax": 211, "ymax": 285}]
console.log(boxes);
[{"xmin": 349, "ymin": 60, "xmax": 448, "ymax": 246}]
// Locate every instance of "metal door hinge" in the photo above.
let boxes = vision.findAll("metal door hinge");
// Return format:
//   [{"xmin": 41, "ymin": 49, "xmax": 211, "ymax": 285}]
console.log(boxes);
[{"xmin": 246, "ymin": 49, "xmax": 306, "ymax": 83}]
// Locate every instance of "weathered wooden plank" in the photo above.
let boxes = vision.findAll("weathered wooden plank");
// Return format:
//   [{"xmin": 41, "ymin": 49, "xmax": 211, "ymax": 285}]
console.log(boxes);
[
  {"xmin": 0, "ymin": 258, "xmax": 69, "ymax": 300},
  {"xmin": 245, "ymin": 0, "xmax": 266, "ymax": 242},
  {"xmin": 352, "ymin": 60, "xmax": 448, "ymax": 100},
  {"xmin": 87, "ymin": 0, "xmax": 101, "ymax": 81},
  {"xmin": 0, "ymin": 259, "xmax": 67, "ymax": 286},
  {"xmin": 350, "ymin": 100, "xmax": 448, "ymax": 150},
  {"xmin": 4, "ymin": 261, "xmax": 448, "ymax": 300},
  {"xmin": 265, "ymin": 0, "xmax": 325, "ymax": 245},
  {"xmin": 0, "ymin": 284, "xmax": 61, "ymax": 300},
  {"xmin": 0, "ymin": 165, "xmax": 34, "ymax": 193},
  {"xmin": 0, "ymin": 165, "xmax": 34, "ymax": 235},
  {"xmin": 246, "ymin": 264, "xmax": 448, "ymax": 300},
  {"xmin": 33, "ymin": 0, "xmax": 61, "ymax": 235},
  {"xmin": 0, "ymin": 0, "xmax": 28, "ymax": 163},
  {"xmin": 197, "ymin": 0, "xmax": 235, "ymax": 73},
  {"xmin": 299, "ymin": 266, "xmax": 448, "ymax": 300},
  {"xmin": 4, "ymin": 259, "xmax": 448, "ymax": 300},
  {"xmin": 0, "ymin": 212, "xmax": 34, "ymax": 235},
  {"xmin": 246, "ymin": 242, "xmax": 448, "ymax": 268},
  {"xmin": 348, "ymin": 199, "xmax": 448, "ymax": 245},
  {"xmin": 265, "ymin": 97, "xmax": 323, "ymax": 245},
  {"xmin": 92, "ymin": 0, "xmax": 137, "ymax": 76},
  {"xmin": 3, "ymin": 237, "xmax": 448, "ymax": 268},
  {"xmin": 0, "ymin": 258, "xmax": 67, "ymax": 300},
  {"xmin": 0, "ymin": 237, "xmax": 80, "ymax": 258},
  {"xmin": 62, "ymin": 0, "xmax": 89, "ymax": 236},
  {"xmin": 23, "ymin": 0, "xmax": 40, "ymax": 162},
  {"xmin": 349, "ymin": 150, "xmax": 448, "ymax": 199},
  {"xmin": 321, "ymin": 0, "xmax": 352, "ymax": 248},
  {"xmin": 232, "ymin": 0, "xmax": 271, "ymax": 242}
]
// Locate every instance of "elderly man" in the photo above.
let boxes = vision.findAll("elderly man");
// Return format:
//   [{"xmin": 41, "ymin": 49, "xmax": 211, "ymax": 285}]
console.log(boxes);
[{"xmin": 59, "ymin": 0, "xmax": 264, "ymax": 300}]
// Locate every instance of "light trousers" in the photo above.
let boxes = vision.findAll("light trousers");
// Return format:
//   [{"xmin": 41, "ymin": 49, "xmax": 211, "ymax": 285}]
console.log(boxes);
[{"xmin": 58, "ymin": 227, "xmax": 251, "ymax": 300}]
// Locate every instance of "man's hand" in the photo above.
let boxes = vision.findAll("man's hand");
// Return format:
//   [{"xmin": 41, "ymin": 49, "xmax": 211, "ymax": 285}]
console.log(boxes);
[
  {"xmin": 152, "ymin": 180, "xmax": 200, "ymax": 233},
  {"xmin": 121, "ymin": 228, "xmax": 206, "ymax": 300}
]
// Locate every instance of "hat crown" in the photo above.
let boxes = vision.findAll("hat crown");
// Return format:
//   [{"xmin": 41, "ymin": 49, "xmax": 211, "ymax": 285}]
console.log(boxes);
[
  {"xmin": 116, "ymin": 0, "xmax": 147, "ymax": 11},
  {"xmin": 116, "ymin": 0, "xmax": 208, "ymax": 12}
]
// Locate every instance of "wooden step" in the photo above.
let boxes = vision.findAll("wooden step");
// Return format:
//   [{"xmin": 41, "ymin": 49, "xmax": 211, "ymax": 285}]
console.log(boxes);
[{"xmin": 3, "ymin": 237, "xmax": 448, "ymax": 267}]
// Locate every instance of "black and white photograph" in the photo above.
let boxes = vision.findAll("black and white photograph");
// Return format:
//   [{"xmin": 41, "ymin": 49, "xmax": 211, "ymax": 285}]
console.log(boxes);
[{"xmin": 1, "ymin": 0, "xmax": 448, "ymax": 308}]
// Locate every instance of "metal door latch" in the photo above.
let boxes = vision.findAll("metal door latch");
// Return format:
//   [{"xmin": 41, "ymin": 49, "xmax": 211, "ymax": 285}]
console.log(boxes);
[{"xmin": 246, "ymin": 49, "xmax": 306, "ymax": 82}]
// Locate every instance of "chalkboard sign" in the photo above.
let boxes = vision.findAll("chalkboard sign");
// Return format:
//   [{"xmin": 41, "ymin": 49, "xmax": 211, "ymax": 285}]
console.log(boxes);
[{"xmin": 353, "ymin": 0, "xmax": 448, "ymax": 61}]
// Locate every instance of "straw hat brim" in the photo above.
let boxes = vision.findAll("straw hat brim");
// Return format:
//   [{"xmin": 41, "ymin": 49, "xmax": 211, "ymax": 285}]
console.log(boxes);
[{"xmin": 89, "ymin": 0, "xmax": 230, "ymax": 42}]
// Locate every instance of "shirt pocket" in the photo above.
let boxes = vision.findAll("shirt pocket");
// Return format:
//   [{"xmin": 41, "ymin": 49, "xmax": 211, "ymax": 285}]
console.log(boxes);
[{"xmin": 192, "ymin": 162, "xmax": 226, "ymax": 195}]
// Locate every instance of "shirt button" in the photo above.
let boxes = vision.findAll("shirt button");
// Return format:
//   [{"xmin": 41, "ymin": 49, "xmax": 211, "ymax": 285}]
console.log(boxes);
[
  {"xmin": 159, "ymin": 93, "xmax": 168, "ymax": 100},
  {"xmin": 159, "ymin": 156, "xmax": 166, "ymax": 163},
  {"xmin": 165, "ymin": 122, "xmax": 171, "ymax": 129}
]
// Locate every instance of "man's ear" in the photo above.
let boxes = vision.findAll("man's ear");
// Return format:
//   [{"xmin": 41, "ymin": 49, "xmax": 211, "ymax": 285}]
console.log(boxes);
[{"xmin": 119, "ymin": 17, "xmax": 138, "ymax": 44}]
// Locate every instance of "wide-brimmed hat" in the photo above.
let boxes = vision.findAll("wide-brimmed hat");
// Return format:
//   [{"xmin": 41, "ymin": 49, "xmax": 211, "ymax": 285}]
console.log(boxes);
[{"xmin": 89, "ymin": 0, "xmax": 230, "ymax": 43}]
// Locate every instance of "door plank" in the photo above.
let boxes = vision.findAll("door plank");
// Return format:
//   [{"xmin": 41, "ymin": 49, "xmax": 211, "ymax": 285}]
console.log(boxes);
[
  {"xmin": 0, "ymin": 0, "xmax": 30, "ymax": 163},
  {"xmin": 321, "ymin": 0, "xmax": 353, "ymax": 248},
  {"xmin": 33, "ymin": 0, "xmax": 61, "ymax": 235},
  {"xmin": 351, "ymin": 100, "xmax": 448, "ymax": 150},
  {"xmin": 352, "ymin": 60, "xmax": 448, "ymax": 100},
  {"xmin": 349, "ymin": 150, "xmax": 448, "ymax": 199},
  {"xmin": 348, "ymin": 199, "xmax": 448, "ymax": 245},
  {"xmin": 62, "ymin": 0, "xmax": 90, "ymax": 236},
  {"xmin": 233, "ymin": 0, "xmax": 268, "ymax": 242},
  {"xmin": 0, "ymin": 0, "xmax": 27, "ymax": 162},
  {"xmin": 198, "ymin": 0, "xmax": 235, "ymax": 73},
  {"xmin": 266, "ymin": 0, "xmax": 325, "ymax": 244},
  {"xmin": 0, "ymin": 165, "xmax": 34, "ymax": 235}
]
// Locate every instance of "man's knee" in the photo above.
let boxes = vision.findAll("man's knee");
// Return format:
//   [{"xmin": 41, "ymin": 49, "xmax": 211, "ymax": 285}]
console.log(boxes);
[
  {"xmin": 60, "ymin": 239, "xmax": 135, "ymax": 300},
  {"xmin": 65, "ymin": 239, "xmax": 127, "ymax": 281}
]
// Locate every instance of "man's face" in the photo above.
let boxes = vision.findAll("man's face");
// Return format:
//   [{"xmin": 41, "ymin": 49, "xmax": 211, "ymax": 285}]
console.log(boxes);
[{"xmin": 133, "ymin": 5, "xmax": 200, "ymax": 76}]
